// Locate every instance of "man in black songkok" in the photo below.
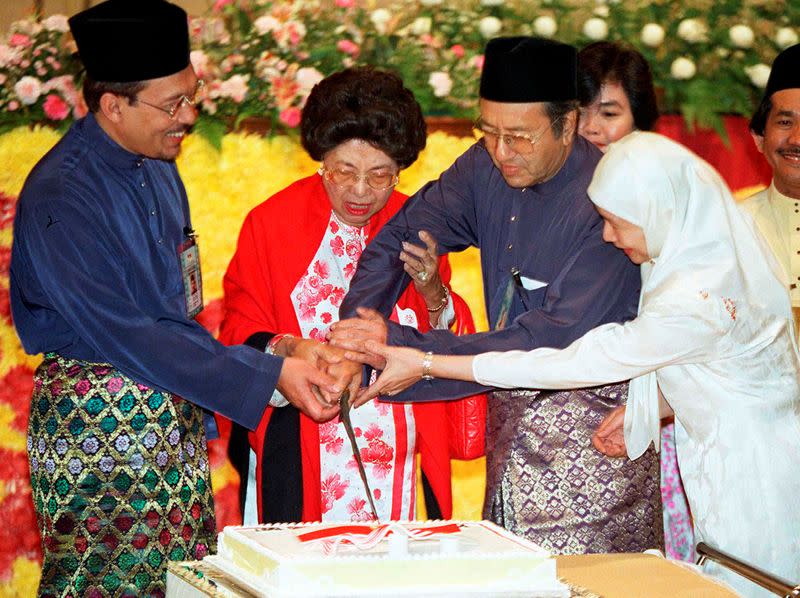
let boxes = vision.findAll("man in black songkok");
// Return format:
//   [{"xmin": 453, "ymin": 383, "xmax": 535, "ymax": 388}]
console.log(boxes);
[{"xmin": 332, "ymin": 36, "xmax": 663, "ymax": 554}]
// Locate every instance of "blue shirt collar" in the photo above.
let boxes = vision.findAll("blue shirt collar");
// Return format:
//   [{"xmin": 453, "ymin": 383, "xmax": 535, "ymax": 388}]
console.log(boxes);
[{"xmin": 77, "ymin": 112, "xmax": 149, "ymax": 171}]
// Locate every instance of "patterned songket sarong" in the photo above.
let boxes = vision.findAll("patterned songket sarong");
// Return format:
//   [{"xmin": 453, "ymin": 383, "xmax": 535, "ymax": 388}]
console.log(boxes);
[
  {"xmin": 27, "ymin": 354, "xmax": 216, "ymax": 597},
  {"xmin": 485, "ymin": 384, "xmax": 663, "ymax": 554}
]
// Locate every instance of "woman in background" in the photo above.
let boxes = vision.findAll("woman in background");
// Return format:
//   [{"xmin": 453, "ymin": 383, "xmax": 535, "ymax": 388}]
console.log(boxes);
[
  {"xmin": 219, "ymin": 67, "xmax": 472, "ymax": 524},
  {"xmin": 577, "ymin": 41, "xmax": 695, "ymax": 562}
]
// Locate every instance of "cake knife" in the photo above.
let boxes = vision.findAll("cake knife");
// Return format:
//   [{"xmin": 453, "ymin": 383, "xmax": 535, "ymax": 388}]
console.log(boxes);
[{"xmin": 339, "ymin": 390, "xmax": 380, "ymax": 521}]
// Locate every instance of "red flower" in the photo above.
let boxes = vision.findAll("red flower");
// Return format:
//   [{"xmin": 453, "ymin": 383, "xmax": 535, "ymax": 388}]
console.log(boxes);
[
  {"xmin": 330, "ymin": 236, "xmax": 344, "ymax": 257},
  {"xmin": 313, "ymin": 260, "xmax": 330, "ymax": 279},
  {"xmin": 0, "ymin": 366, "xmax": 34, "ymax": 433},
  {"xmin": 320, "ymin": 473, "xmax": 348, "ymax": 513},
  {"xmin": 320, "ymin": 312, "xmax": 333, "ymax": 324},
  {"xmin": 43, "ymin": 94, "xmax": 70, "ymax": 121}
]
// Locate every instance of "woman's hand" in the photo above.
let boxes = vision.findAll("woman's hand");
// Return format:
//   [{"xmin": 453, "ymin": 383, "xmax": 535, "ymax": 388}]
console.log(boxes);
[
  {"xmin": 350, "ymin": 340, "xmax": 426, "ymax": 408},
  {"xmin": 282, "ymin": 337, "xmax": 361, "ymax": 404},
  {"xmin": 401, "ymin": 231, "xmax": 449, "ymax": 322},
  {"xmin": 328, "ymin": 307, "xmax": 389, "ymax": 369},
  {"xmin": 592, "ymin": 405, "xmax": 628, "ymax": 458}
]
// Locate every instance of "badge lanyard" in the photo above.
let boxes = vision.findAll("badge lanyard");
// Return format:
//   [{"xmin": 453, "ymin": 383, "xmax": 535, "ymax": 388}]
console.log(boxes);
[{"xmin": 178, "ymin": 226, "xmax": 204, "ymax": 319}]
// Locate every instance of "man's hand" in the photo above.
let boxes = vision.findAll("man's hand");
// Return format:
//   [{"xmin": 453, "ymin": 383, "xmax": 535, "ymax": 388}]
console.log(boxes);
[
  {"xmin": 328, "ymin": 307, "xmax": 389, "ymax": 369},
  {"xmin": 591, "ymin": 405, "xmax": 627, "ymax": 458},
  {"xmin": 276, "ymin": 357, "xmax": 340, "ymax": 422},
  {"xmin": 285, "ymin": 338, "xmax": 362, "ymax": 403},
  {"xmin": 352, "ymin": 340, "xmax": 426, "ymax": 408}
]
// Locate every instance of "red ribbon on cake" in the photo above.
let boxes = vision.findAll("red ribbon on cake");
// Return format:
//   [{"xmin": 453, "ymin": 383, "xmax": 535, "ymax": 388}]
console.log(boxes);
[{"xmin": 297, "ymin": 523, "xmax": 462, "ymax": 554}]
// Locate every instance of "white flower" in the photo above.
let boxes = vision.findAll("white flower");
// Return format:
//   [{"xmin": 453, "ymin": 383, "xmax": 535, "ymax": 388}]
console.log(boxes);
[
  {"xmin": 253, "ymin": 15, "xmax": 280, "ymax": 35},
  {"xmin": 677, "ymin": 18, "xmax": 708, "ymax": 43},
  {"xmin": 729, "ymin": 24, "xmax": 754, "ymax": 48},
  {"xmin": 775, "ymin": 27, "xmax": 798, "ymax": 49},
  {"xmin": 42, "ymin": 15, "xmax": 69, "ymax": 33},
  {"xmin": 296, "ymin": 67, "xmax": 324, "ymax": 94},
  {"xmin": 14, "ymin": 76, "xmax": 42, "ymax": 105},
  {"xmin": 745, "ymin": 63, "xmax": 771, "ymax": 89},
  {"xmin": 582, "ymin": 18, "xmax": 608, "ymax": 41},
  {"xmin": 11, "ymin": 19, "xmax": 42, "ymax": 36},
  {"xmin": 218, "ymin": 74, "xmax": 249, "ymax": 103},
  {"xmin": 190, "ymin": 50, "xmax": 211, "ymax": 78},
  {"xmin": 0, "ymin": 44, "xmax": 21, "ymax": 68},
  {"xmin": 640, "ymin": 23, "xmax": 665, "ymax": 47},
  {"xmin": 411, "ymin": 17, "xmax": 432, "ymax": 36},
  {"xmin": 670, "ymin": 57, "xmax": 696, "ymax": 80},
  {"xmin": 593, "ymin": 6, "xmax": 609, "ymax": 18},
  {"xmin": 428, "ymin": 71, "xmax": 453, "ymax": 97},
  {"xmin": 478, "ymin": 16, "xmax": 502, "ymax": 39},
  {"xmin": 480, "ymin": 0, "xmax": 505, "ymax": 5},
  {"xmin": 533, "ymin": 15, "xmax": 557, "ymax": 38},
  {"xmin": 370, "ymin": 9, "xmax": 391, "ymax": 35},
  {"xmin": 420, "ymin": 0, "xmax": 442, "ymax": 5}
]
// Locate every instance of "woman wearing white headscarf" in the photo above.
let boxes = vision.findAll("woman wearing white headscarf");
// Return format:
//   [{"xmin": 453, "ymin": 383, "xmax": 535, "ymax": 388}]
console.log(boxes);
[{"xmin": 357, "ymin": 132, "xmax": 800, "ymax": 596}]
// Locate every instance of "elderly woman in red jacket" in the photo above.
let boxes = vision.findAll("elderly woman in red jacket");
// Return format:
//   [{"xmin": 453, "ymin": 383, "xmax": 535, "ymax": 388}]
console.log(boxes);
[{"xmin": 219, "ymin": 67, "xmax": 479, "ymax": 524}]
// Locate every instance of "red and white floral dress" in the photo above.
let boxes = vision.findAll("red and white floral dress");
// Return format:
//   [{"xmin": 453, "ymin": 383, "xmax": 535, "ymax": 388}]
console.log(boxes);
[{"xmin": 291, "ymin": 214, "xmax": 418, "ymax": 521}]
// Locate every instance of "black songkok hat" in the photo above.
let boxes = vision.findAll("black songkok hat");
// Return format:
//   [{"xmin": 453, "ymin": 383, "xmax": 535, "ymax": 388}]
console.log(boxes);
[
  {"xmin": 68, "ymin": 0, "xmax": 190, "ymax": 83},
  {"xmin": 763, "ymin": 43, "xmax": 800, "ymax": 99},
  {"xmin": 480, "ymin": 36, "xmax": 577, "ymax": 103}
]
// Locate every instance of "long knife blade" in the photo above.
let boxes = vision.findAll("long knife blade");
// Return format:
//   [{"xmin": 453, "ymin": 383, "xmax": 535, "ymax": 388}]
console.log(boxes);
[{"xmin": 339, "ymin": 390, "xmax": 379, "ymax": 521}]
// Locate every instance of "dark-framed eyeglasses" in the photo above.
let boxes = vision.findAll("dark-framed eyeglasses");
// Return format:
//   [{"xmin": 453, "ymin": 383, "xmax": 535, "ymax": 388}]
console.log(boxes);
[
  {"xmin": 473, "ymin": 115, "xmax": 563, "ymax": 154},
  {"xmin": 318, "ymin": 164, "xmax": 399, "ymax": 191},
  {"xmin": 135, "ymin": 79, "xmax": 205, "ymax": 119}
]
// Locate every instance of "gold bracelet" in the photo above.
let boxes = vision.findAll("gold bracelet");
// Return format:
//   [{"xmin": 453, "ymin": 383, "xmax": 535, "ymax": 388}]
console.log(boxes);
[
  {"xmin": 266, "ymin": 333, "xmax": 294, "ymax": 355},
  {"xmin": 427, "ymin": 285, "xmax": 450, "ymax": 313},
  {"xmin": 421, "ymin": 351, "xmax": 434, "ymax": 380}
]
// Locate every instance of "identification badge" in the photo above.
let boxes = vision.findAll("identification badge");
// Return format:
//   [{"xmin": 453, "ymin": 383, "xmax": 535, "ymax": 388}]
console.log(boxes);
[{"xmin": 179, "ymin": 231, "xmax": 204, "ymax": 319}]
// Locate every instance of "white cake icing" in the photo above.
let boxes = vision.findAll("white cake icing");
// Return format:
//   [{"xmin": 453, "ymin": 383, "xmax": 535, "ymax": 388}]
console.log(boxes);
[{"xmin": 209, "ymin": 520, "xmax": 570, "ymax": 597}]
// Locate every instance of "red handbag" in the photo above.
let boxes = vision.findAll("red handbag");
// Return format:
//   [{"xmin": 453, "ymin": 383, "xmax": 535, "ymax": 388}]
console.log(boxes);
[{"xmin": 446, "ymin": 292, "xmax": 486, "ymax": 460}]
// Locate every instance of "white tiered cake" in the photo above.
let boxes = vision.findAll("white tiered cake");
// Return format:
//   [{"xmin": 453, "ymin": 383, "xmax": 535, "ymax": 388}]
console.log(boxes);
[{"xmin": 208, "ymin": 520, "xmax": 570, "ymax": 597}]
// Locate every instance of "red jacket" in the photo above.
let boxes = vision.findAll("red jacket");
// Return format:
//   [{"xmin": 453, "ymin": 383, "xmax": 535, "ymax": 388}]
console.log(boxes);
[{"xmin": 218, "ymin": 174, "xmax": 461, "ymax": 522}]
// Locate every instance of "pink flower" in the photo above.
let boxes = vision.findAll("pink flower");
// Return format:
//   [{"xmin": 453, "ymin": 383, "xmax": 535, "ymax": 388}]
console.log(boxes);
[
  {"xmin": 450, "ymin": 44, "xmax": 465, "ymax": 58},
  {"xmin": 336, "ymin": 0, "xmax": 355, "ymax": 7},
  {"xmin": 42, "ymin": 93, "xmax": 69, "ymax": 119},
  {"xmin": 279, "ymin": 107, "xmax": 301, "ymax": 128},
  {"xmin": 471, "ymin": 54, "xmax": 485, "ymax": 70},
  {"xmin": 337, "ymin": 39, "xmax": 360, "ymax": 56},
  {"xmin": 212, "ymin": 0, "xmax": 233, "ymax": 12},
  {"xmin": 7, "ymin": 100, "xmax": 19, "ymax": 111},
  {"xmin": 9, "ymin": 34, "xmax": 31, "ymax": 48}
]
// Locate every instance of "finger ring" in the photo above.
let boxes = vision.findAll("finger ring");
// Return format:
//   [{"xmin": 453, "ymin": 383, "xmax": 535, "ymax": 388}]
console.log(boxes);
[{"xmin": 417, "ymin": 270, "xmax": 429, "ymax": 282}]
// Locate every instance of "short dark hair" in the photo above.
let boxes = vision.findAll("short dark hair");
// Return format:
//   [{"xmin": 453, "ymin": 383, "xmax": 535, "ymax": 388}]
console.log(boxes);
[
  {"xmin": 577, "ymin": 41, "xmax": 659, "ymax": 131},
  {"xmin": 749, "ymin": 96, "xmax": 772, "ymax": 136},
  {"xmin": 83, "ymin": 77, "xmax": 146, "ymax": 113},
  {"xmin": 301, "ymin": 67, "xmax": 427, "ymax": 169},
  {"xmin": 545, "ymin": 100, "xmax": 579, "ymax": 138}
]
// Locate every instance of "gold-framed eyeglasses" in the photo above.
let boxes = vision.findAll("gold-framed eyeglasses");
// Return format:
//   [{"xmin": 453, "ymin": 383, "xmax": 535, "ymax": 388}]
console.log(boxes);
[
  {"xmin": 318, "ymin": 164, "xmax": 399, "ymax": 191},
  {"xmin": 473, "ymin": 115, "xmax": 563, "ymax": 154},
  {"xmin": 135, "ymin": 79, "xmax": 205, "ymax": 119}
]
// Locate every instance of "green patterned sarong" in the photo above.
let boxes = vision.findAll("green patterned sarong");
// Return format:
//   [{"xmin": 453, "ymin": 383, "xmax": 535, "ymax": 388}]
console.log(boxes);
[{"xmin": 28, "ymin": 353, "xmax": 216, "ymax": 597}]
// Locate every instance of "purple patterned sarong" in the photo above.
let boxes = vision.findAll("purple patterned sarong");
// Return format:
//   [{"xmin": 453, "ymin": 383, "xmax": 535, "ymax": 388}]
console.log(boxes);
[{"xmin": 484, "ymin": 383, "xmax": 663, "ymax": 554}]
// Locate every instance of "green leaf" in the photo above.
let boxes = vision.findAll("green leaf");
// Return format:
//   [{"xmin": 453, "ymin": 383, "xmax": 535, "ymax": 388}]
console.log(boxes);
[{"xmin": 192, "ymin": 116, "xmax": 226, "ymax": 152}]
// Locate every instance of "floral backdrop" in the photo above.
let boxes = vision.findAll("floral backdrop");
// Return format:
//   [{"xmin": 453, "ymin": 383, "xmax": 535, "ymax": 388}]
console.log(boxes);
[
  {"xmin": 0, "ymin": 0, "xmax": 791, "ymax": 594},
  {"xmin": 0, "ymin": 0, "xmax": 797, "ymax": 139}
]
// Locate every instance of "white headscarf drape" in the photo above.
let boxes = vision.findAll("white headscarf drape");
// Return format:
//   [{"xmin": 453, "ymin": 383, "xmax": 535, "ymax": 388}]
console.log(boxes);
[{"xmin": 588, "ymin": 131, "xmax": 792, "ymax": 458}]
